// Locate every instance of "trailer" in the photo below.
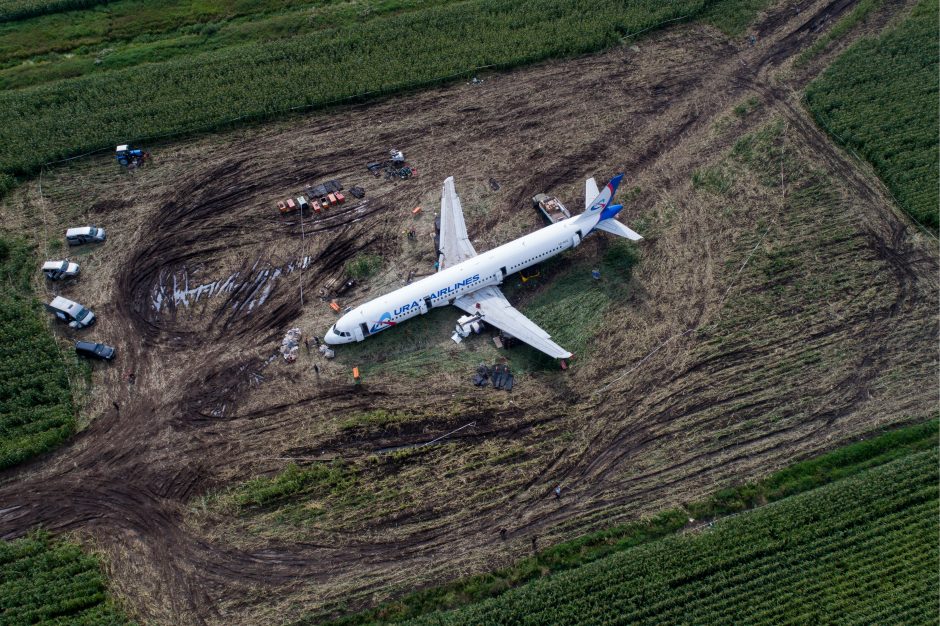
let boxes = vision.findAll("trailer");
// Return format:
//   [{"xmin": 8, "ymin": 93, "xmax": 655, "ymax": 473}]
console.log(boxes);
[{"xmin": 532, "ymin": 193, "xmax": 571, "ymax": 224}]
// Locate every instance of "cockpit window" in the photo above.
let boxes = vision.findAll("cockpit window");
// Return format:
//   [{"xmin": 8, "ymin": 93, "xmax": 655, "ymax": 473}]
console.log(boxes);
[
  {"xmin": 89, "ymin": 228, "xmax": 98, "ymax": 236},
  {"xmin": 74, "ymin": 307, "xmax": 89, "ymax": 321}
]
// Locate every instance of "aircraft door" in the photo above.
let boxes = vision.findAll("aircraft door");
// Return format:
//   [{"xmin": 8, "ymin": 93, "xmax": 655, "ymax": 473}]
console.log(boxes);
[
  {"xmin": 571, "ymin": 231, "xmax": 582, "ymax": 248},
  {"xmin": 420, "ymin": 297, "xmax": 432, "ymax": 313},
  {"xmin": 353, "ymin": 325, "xmax": 365, "ymax": 341}
]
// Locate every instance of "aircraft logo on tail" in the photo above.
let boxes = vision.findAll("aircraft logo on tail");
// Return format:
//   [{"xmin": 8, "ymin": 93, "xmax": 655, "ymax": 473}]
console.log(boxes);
[{"xmin": 586, "ymin": 173, "xmax": 624, "ymax": 213}]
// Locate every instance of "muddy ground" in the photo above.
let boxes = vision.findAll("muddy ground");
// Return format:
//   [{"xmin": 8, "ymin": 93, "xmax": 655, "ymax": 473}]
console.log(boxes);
[{"xmin": 0, "ymin": 0, "xmax": 936, "ymax": 623}]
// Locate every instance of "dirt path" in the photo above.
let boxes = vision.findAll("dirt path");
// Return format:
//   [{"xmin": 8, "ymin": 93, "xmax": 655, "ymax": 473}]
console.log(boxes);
[{"xmin": 0, "ymin": 0, "xmax": 935, "ymax": 623}]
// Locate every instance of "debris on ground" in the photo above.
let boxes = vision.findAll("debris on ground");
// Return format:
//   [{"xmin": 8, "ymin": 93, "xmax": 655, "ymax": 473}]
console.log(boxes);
[
  {"xmin": 452, "ymin": 314, "xmax": 484, "ymax": 343},
  {"xmin": 489, "ymin": 178, "xmax": 500, "ymax": 191},
  {"xmin": 349, "ymin": 186, "xmax": 365, "ymax": 199},
  {"xmin": 493, "ymin": 331, "xmax": 518, "ymax": 350},
  {"xmin": 319, "ymin": 344, "xmax": 335, "ymax": 359},
  {"xmin": 305, "ymin": 179, "xmax": 342, "ymax": 198},
  {"xmin": 471, "ymin": 362, "xmax": 513, "ymax": 391},
  {"xmin": 335, "ymin": 279, "xmax": 357, "ymax": 296},
  {"xmin": 280, "ymin": 328, "xmax": 302, "ymax": 362},
  {"xmin": 472, "ymin": 363, "xmax": 490, "ymax": 387},
  {"xmin": 366, "ymin": 150, "xmax": 418, "ymax": 180}
]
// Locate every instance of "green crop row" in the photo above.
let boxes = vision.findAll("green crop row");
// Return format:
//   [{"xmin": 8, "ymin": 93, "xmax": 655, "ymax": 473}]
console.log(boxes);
[
  {"xmin": 0, "ymin": 531, "xmax": 132, "ymax": 625},
  {"xmin": 805, "ymin": 0, "xmax": 939, "ymax": 231},
  {"xmin": 0, "ymin": 0, "xmax": 709, "ymax": 184},
  {"xmin": 0, "ymin": 0, "xmax": 111, "ymax": 23},
  {"xmin": 403, "ymin": 446, "xmax": 939, "ymax": 625},
  {"xmin": 0, "ymin": 238, "xmax": 76, "ymax": 470},
  {"xmin": 323, "ymin": 420, "xmax": 937, "ymax": 624}
]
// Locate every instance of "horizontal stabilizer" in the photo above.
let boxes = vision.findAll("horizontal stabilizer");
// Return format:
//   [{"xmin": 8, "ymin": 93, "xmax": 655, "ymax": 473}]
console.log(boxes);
[{"xmin": 595, "ymin": 218, "xmax": 643, "ymax": 241}]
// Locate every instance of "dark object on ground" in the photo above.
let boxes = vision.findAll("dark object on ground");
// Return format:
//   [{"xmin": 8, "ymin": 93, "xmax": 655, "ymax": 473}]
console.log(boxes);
[
  {"xmin": 491, "ymin": 363, "xmax": 514, "ymax": 391},
  {"xmin": 349, "ymin": 186, "xmax": 365, "ymax": 199},
  {"xmin": 335, "ymin": 279, "xmax": 357, "ymax": 296},
  {"xmin": 75, "ymin": 340, "xmax": 116, "ymax": 361},
  {"xmin": 305, "ymin": 179, "xmax": 342, "ymax": 198},
  {"xmin": 367, "ymin": 162, "xmax": 383, "ymax": 177},
  {"xmin": 472, "ymin": 363, "xmax": 491, "ymax": 387},
  {"xmin": 489, "ymin": 178, "xmax": 500, "ymax": 191},
  {"xmin": 471, "ymin": 361, "xmax": 513, "ymax": 390}
]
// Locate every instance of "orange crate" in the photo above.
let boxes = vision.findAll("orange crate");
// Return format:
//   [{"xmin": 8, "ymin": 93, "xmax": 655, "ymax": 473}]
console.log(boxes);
[
  {"xmin": 412, "ymin": 206, "xmax": 422, "ymax": 215},
  {"xmin": 329, "ymin": 300, "xmax": 340, "ymax": 312}
]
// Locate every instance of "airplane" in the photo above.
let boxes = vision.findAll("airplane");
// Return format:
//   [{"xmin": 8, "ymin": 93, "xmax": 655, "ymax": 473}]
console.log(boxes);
[{"xmin": 324, "ymin": 174, "xmax": 642, "ymax": 361}]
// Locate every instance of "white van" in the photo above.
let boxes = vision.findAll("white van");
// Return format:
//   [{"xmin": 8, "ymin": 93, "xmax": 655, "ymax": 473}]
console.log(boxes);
[
  {"xmin": 46, "ymin": 296, "xmax": 95, "ymax": 328},
  {"xmin": 65, "ymin": 226, "xmax": 106, "ymax": 246},
  {"xmin": 42, "ymin": 260, "xmax": 80, "ymax": 280}
]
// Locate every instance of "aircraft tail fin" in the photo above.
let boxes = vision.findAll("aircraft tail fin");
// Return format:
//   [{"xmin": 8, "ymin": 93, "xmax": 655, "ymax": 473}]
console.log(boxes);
[{"xmin": 581, "ymin": 173, "xmax": 623, "ymax": 216}]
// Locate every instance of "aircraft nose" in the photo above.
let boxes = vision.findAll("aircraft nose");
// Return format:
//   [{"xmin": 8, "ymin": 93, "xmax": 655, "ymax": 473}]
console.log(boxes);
[{"xmin": 324, "ymin": 325, "xmax": 343, "ymax": 345}]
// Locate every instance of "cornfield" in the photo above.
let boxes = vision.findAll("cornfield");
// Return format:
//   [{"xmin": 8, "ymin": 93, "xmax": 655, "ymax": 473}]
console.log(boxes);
[
  {"xmin": 0, "ymin": 0, "xmax": 704, "ymax": 181},
  {"xmin": 406, "ymin": 447, "xmax": 939, "ymax": 625},
  {"xmin": 0, "ymin": 531, "xmax": 132, "ymax": 624},
  {"xmin": 0, "ymin": 0, "xmax": 112, "ymax": 22},
  {"xmin": 0, "ymin": 238, "xmax": 75, "ymax": 470},
  {"xmin": 806, "ymin": 0, "xmax": 939, "ymax": 231}
]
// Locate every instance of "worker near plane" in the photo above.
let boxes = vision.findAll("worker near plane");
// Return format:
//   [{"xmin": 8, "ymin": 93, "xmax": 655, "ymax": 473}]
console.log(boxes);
[{"xmin": 325, "ymin": 173, "xmax": 642, "ymax": 362}]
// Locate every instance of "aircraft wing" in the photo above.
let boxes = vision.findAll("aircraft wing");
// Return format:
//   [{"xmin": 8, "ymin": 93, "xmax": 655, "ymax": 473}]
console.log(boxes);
[
  {"xmin": 438, "ymin": 177, "xmax": 477, "ymax": 271},
  {"xmin": 585, "ymin": 177, "xmax": 599, "ymax": 210},
  {"xmin": 454, "ymin": 286, "xmax": 573, "ymax": 359}
]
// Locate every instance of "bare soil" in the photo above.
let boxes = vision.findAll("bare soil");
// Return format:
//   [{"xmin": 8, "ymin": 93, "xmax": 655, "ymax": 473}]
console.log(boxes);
[{"xmin": 0, "ymin": 0, "xmax": 935, "ymax": 623}]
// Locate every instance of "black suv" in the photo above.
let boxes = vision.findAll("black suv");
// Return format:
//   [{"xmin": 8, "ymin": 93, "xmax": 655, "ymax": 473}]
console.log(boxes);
[{"xmin": 75, "ymin": 340, "xmax": 116, "ymax": 361}]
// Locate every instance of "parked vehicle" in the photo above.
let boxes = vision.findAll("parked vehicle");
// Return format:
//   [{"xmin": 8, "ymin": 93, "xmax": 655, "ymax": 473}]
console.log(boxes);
[
  {"xmin": 66, "ymin": 226, "xmax": 106, "ymax": 246},
  {"xmin": 42, "ymin": 260, "xmax": 80, "ymax": 280},
  {"xmin": 46, "ymin": 296, "xmax": 95, "ymax": 328},
  {"xmin": 115, "ymin": 144, "xmax": 150, "ymax": 167},
  {"xmin": 74, "ymin": 340, "xmax": 115, "ymax": 361}
]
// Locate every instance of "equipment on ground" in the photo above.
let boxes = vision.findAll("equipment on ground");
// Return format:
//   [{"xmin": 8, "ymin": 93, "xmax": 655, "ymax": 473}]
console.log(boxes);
[
  {"xmin": 115, "ymin": 144, "xmax": 150, "ymax": 168},
  {"xmin": 452, "ymin": 314, "xmax": 484, "ymax": 343},
  {"xmin": 472, "ymin": 362, "xmax": 513, "ymax": 390},
  {"xmin": 532, "ymin": 193, "xmax": 572, "ymax": 224}
]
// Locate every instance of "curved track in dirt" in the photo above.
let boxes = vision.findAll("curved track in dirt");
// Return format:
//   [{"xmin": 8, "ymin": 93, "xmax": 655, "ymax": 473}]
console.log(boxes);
[{"xmin": 1, "ymin": 0, "xmax": 935, "ymax": 623}]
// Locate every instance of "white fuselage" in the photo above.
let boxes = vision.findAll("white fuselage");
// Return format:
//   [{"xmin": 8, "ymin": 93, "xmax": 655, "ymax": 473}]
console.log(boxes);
[{"xmin": 325, "ymin": 216, "xmax": 593, "ymax": 344}]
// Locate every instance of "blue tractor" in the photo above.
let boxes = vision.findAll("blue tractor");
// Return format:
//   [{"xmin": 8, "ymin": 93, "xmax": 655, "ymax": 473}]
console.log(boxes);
[{"xmin": 115, "ymin": 144, "xmax": 150, "ymax": 168}]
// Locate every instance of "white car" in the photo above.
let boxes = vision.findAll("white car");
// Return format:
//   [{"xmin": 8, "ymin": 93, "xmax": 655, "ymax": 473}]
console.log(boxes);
[
  {"xmin": 46, "ymin": 296, "xmax": 95, "ymax": 328},
  {"xmin": 42, "ymin": 260, "xmax": 80, "ymax": 280},
  {"xmin": 65, "ymin": 226, "xmax": 106, "ymax": 246}
]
